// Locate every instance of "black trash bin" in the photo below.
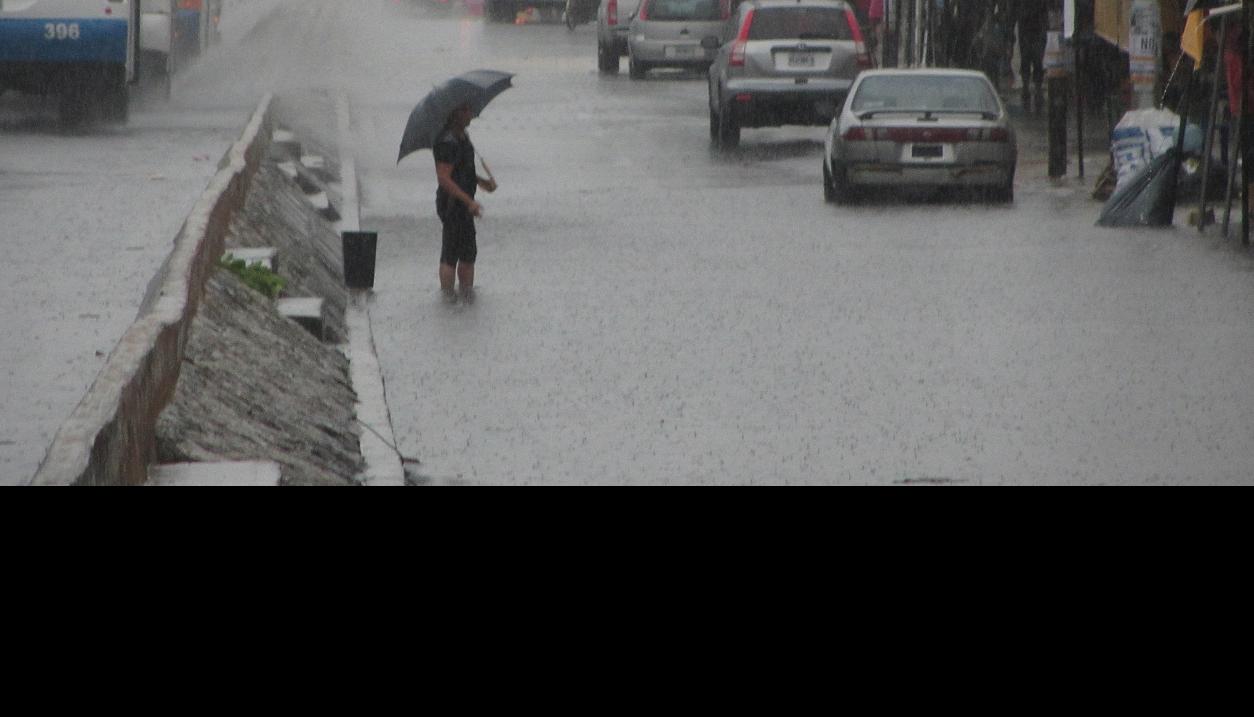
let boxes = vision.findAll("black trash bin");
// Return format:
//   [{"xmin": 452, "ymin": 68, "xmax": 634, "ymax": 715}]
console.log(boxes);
[{"xmin": 342, "ymin": 231, "xmax": 378, "ymax": 289}]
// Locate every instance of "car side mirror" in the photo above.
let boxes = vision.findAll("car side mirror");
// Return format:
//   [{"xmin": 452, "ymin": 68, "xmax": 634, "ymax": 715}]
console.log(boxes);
[{"xmin": 701, "ymin": 36, "xmax": 722, "ymax": 50}]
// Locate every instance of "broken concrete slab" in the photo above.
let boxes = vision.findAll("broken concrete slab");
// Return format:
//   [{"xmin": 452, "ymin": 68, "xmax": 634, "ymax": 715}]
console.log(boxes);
[
  {"xmin": 224, "ymin": 247, "xmax": 277, "ymax": 272},
  {"xmin": 149, "ymin": 461, "xmax": 282, "ymax": 486},
  {"xmin": 277, "ymin": 297, "xmax": 326, "ymax": 342}
]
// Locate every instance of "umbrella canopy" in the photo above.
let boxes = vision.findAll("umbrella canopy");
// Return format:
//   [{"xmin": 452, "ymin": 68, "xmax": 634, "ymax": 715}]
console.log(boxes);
[{"xmin": 398, "ymin": 69, "xmax": 514, "ymax": 164}]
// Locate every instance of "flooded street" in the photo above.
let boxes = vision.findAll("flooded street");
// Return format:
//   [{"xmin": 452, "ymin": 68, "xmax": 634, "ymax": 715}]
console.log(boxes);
[
  {"xmin": 5, "ymin": 0, "xmax": 1254, "ymax": 483},
  {"xmin": 345, "ymin": 4, "xmax": 1254, "ymax": 483}
]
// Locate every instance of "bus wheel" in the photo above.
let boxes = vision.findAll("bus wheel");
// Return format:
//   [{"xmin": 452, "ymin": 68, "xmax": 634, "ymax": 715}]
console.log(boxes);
[
  {"xmin": 100, "ymin": 84, "xmax": 130, "ymax": 124},
  {"xmin": 58, "ymin": 88, "xmax": 89, "ymax": 127}
]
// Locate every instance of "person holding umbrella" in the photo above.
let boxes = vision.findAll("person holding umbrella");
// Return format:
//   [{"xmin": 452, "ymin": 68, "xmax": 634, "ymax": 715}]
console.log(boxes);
[
  {"xmin": 398, "ymin": 70, "xmax": 514, "ymax": 302},
  {"xmin": 434, "ymin": 103, "xmax": 497, "ymax": 302}
]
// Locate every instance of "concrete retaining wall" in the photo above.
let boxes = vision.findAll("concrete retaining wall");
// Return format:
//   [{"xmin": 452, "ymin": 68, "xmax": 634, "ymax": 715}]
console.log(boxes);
[{"xmin": 31, "ymin": 95, "xmax": 275, "ymax": 486}]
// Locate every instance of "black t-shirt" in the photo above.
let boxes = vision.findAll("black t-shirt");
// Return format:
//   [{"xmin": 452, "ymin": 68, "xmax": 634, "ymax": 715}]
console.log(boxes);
[{"xmin": 433, "ymin": 129, "xmax": 476, "ymax": 219}]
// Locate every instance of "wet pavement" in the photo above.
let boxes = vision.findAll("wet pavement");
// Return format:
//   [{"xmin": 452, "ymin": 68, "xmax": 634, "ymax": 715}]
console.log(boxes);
[
  {"xmin": 6, "ymin": 0, "xmax": 1254, "ymax": 484},
  {"xmin": 350, "ymin": 4, "xmax": 1254, "ymax": 484},
  {"xmin": 0, "ymin": 0, "xmax": 287, "ymax": 484}
]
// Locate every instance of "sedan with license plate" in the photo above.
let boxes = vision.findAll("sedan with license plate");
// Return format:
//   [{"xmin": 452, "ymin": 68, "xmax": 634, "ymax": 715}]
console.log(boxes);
[{"xmin": 823, "ymin": 69, "xmax": 1018, "ymax": 203}]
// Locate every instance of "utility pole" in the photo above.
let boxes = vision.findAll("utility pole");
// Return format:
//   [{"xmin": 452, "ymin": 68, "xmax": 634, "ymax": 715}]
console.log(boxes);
[{"xmin": 1129, "ymin": 0, "xmax": 1162, "ymax": 110}]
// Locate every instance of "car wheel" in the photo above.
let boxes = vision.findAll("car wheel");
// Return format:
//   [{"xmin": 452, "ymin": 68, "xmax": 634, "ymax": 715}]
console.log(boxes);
[
  {"xmin": 824, "ymin": 160, "xmax": 849, "ymax": 204},
  {"xmin": 598, "ymin": 42, "xmax": 620, "ymax": 74},
  {"xmin": 629, "ymin": 58, "xmax": 648, "ymax": 80},
  {"xmin": 57, "ymin": 89, "xmax": 88, "ymax": 127},
  {"xmin": 988, "ymin": 177, "xmax": 1015, "ymax": 204},
  {"xmin": 717, "ymin": 106, "xmax": 740, "ymax": 149}
]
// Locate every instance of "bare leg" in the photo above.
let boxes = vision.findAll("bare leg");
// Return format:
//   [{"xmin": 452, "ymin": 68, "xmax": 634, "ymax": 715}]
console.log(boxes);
[
  {"xmin": 457, "ymin": 262, "xmax": 475, "ymax": 299},
  {"xmin": 440, "ymin": 263, "xmax": 457, "ymax": 299}
]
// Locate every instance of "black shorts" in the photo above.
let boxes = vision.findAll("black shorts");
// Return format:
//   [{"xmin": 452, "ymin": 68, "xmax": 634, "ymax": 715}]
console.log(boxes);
[{"xmin": 440, "ymin": 212, "xmax": 477, "ymax": 266}]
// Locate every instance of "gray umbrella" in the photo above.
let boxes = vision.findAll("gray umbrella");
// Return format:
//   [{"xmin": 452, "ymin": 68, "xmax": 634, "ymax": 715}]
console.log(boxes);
[{"xmin": 397, "ymin": 69, "xmax": 514, "ymax": 164}]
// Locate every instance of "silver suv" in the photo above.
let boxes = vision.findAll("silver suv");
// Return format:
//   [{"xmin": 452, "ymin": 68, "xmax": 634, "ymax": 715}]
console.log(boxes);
[{"xmin": 707, "ymin": 0, "xmax": 870, "ymax": 148}]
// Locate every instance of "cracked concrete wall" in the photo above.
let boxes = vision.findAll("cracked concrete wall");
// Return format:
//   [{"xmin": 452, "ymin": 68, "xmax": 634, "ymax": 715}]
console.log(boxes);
[
  {"xmin": 156, "ymin": 270, "xmax": 361, "ymax": 485},
  {"xmin": 154, "ymin": 111, "xmax": 365, "ymax": 485}
]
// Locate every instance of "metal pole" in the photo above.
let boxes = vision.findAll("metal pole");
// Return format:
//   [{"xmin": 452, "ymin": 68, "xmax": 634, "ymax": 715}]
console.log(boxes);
[
  {"xmin": 883, "ymin": 0, "xmax": 899, "ymax": 68},
  {"xmin": 1077, "ymin": 40, "xmax": 1085, "ymax": 179},
  {"xmin": 1244, "ymin": 1, "xmax": 1251, "ymax": 245},
  {"xmin": 915, "ymin": 0, "xmax": 925, "ymax": 66},
  {"xmin": 1168, "ymin": 60, "xmax": 1198, "ymax": 225},
  {"xmin": 903, "ymin": 0, "xmax": 915, "ymax": 68},
  {"xmin": 1201, "ymin": 15, "xmax": 1230, "ymax": 233},
  {"xmin": 1047, "ymin": 8, "xmax": 1070, "ymax": 179},
  {"xmin": 1225, "ymin": 113, "xmax": 1240, "ymax": 236}
]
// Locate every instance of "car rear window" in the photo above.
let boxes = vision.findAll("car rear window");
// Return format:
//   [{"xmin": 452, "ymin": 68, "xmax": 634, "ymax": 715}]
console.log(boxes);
[
  {"xmin": 747, "ymin": 7, "xmax": 853, "ymax": 41},
  {"xmin": 851, "ymin": 75, "xmax": 1001, "ymax": 114},
  {"xmin": 644, "ymin": 0, "xmax": 724, "ymax": 21}
]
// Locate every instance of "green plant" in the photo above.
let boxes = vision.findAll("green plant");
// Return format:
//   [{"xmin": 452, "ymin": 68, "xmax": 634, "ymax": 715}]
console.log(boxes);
[{"xmin": 219, "ymin": 254, "xmax": 286, "ymax": 300}]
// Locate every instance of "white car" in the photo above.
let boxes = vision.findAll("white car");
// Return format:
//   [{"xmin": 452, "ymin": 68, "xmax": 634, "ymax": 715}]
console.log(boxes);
[{"xmin": 824, "ymin": 69, "xmax": 1018, "ymax": 203}]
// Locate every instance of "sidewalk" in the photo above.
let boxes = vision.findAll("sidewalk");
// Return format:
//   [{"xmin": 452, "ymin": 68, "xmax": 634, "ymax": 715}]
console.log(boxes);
[{"xmin": 1004, "ymin": 89, "xmax": 1114, "ymax": 192}]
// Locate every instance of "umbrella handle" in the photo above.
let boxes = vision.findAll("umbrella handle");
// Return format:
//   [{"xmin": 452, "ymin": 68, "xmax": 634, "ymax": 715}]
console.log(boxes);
[{"xmin": 477, "ymin": 151, "xmax": 497, "ymax": 184}]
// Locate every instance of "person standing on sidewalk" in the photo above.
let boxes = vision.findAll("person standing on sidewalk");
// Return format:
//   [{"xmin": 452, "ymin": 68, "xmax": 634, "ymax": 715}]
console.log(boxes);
[
  {"xmin": 433, "ymin": 103, "xmax": 497, "ymax": 302},
  {"xmin": 975, "ymin": 3, "xmax": 1010, "ymax": 91},
  {"xmin": 1013, "ymin": 0, "xmax": 1048, "ymax": 113}
]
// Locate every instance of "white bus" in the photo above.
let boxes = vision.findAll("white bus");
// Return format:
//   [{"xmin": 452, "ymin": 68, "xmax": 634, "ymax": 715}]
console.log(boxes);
[{"xmin": 0, "ymin": 0, "xmax": 141, "ymax": 123}]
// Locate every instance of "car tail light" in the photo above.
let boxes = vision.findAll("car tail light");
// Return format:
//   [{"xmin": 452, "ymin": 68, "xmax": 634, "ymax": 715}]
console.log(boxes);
[
  {"xmin": 730, "ymin": 9, "xmax": 754, "ymax": 67},
  {"xmin": 962, "ymin": 128, "xmax": 1011, "ymax": 142},
  {"xmin": 637, "ymin": 0, "xmax": 648, "ymax": 21},
  {"xmin": 608, "ymin": 0, "xmax": 618, "ymax": 25},
  {"xmin": 846, "ymin": 10, "xmax": 873, "ymax": 68},
  {"xmin": 843, "ymin": 127, "xmax": 869, "ymax": 141},
  {"xmin": 720, "ymin": 0, "xmax": 731, "ymax": 20},
  {"xmin": 863, "ymin": 127, "xmax": 966, "ymax": 143}
]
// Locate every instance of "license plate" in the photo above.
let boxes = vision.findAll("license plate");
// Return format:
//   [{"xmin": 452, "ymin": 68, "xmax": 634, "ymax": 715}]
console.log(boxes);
[
  {"xmin": 788, "ymin": 53, "xmax": 816, "ymax": 68},
  {"xmin": 912, "ymin": 145, "xmax": 944, "ymax": 159},
  {"xmin": 665, "ymin": 46, "xmax": 699, "ymax": 59}
]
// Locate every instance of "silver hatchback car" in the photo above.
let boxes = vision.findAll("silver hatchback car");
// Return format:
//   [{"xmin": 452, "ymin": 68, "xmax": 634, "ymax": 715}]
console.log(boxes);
[
  {"xmin": 707, "ymin": 0, "xmax": 871, "ymax": 148},
  {"xmin": 628, "ymin": 0, "xmax": 728, "ymax": 79},
  {"xmin": 824, "ymin": 69, "xmax": 1018, "ymax": 203}
]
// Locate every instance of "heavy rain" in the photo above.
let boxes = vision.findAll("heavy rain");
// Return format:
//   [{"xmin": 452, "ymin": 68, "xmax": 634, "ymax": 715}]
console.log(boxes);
[{"xmin": 2, "ymin": 0, "xmax": 1253, "ymax": 484}]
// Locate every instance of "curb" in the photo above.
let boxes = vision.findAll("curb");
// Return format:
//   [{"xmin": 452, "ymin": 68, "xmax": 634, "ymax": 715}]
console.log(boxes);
[
  {"xmin": 31, "ymin": 94, "xmax": 275, "ymax": 486},
  {"xmin": 336, "ymin": 91, "xmax": 406, "ymax": 486}
]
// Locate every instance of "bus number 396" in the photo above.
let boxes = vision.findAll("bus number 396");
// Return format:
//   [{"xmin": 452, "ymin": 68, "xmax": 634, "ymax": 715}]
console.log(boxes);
[{"xmin": 44, "ymin": 23, "xmax": 82, "ymax": 41}]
